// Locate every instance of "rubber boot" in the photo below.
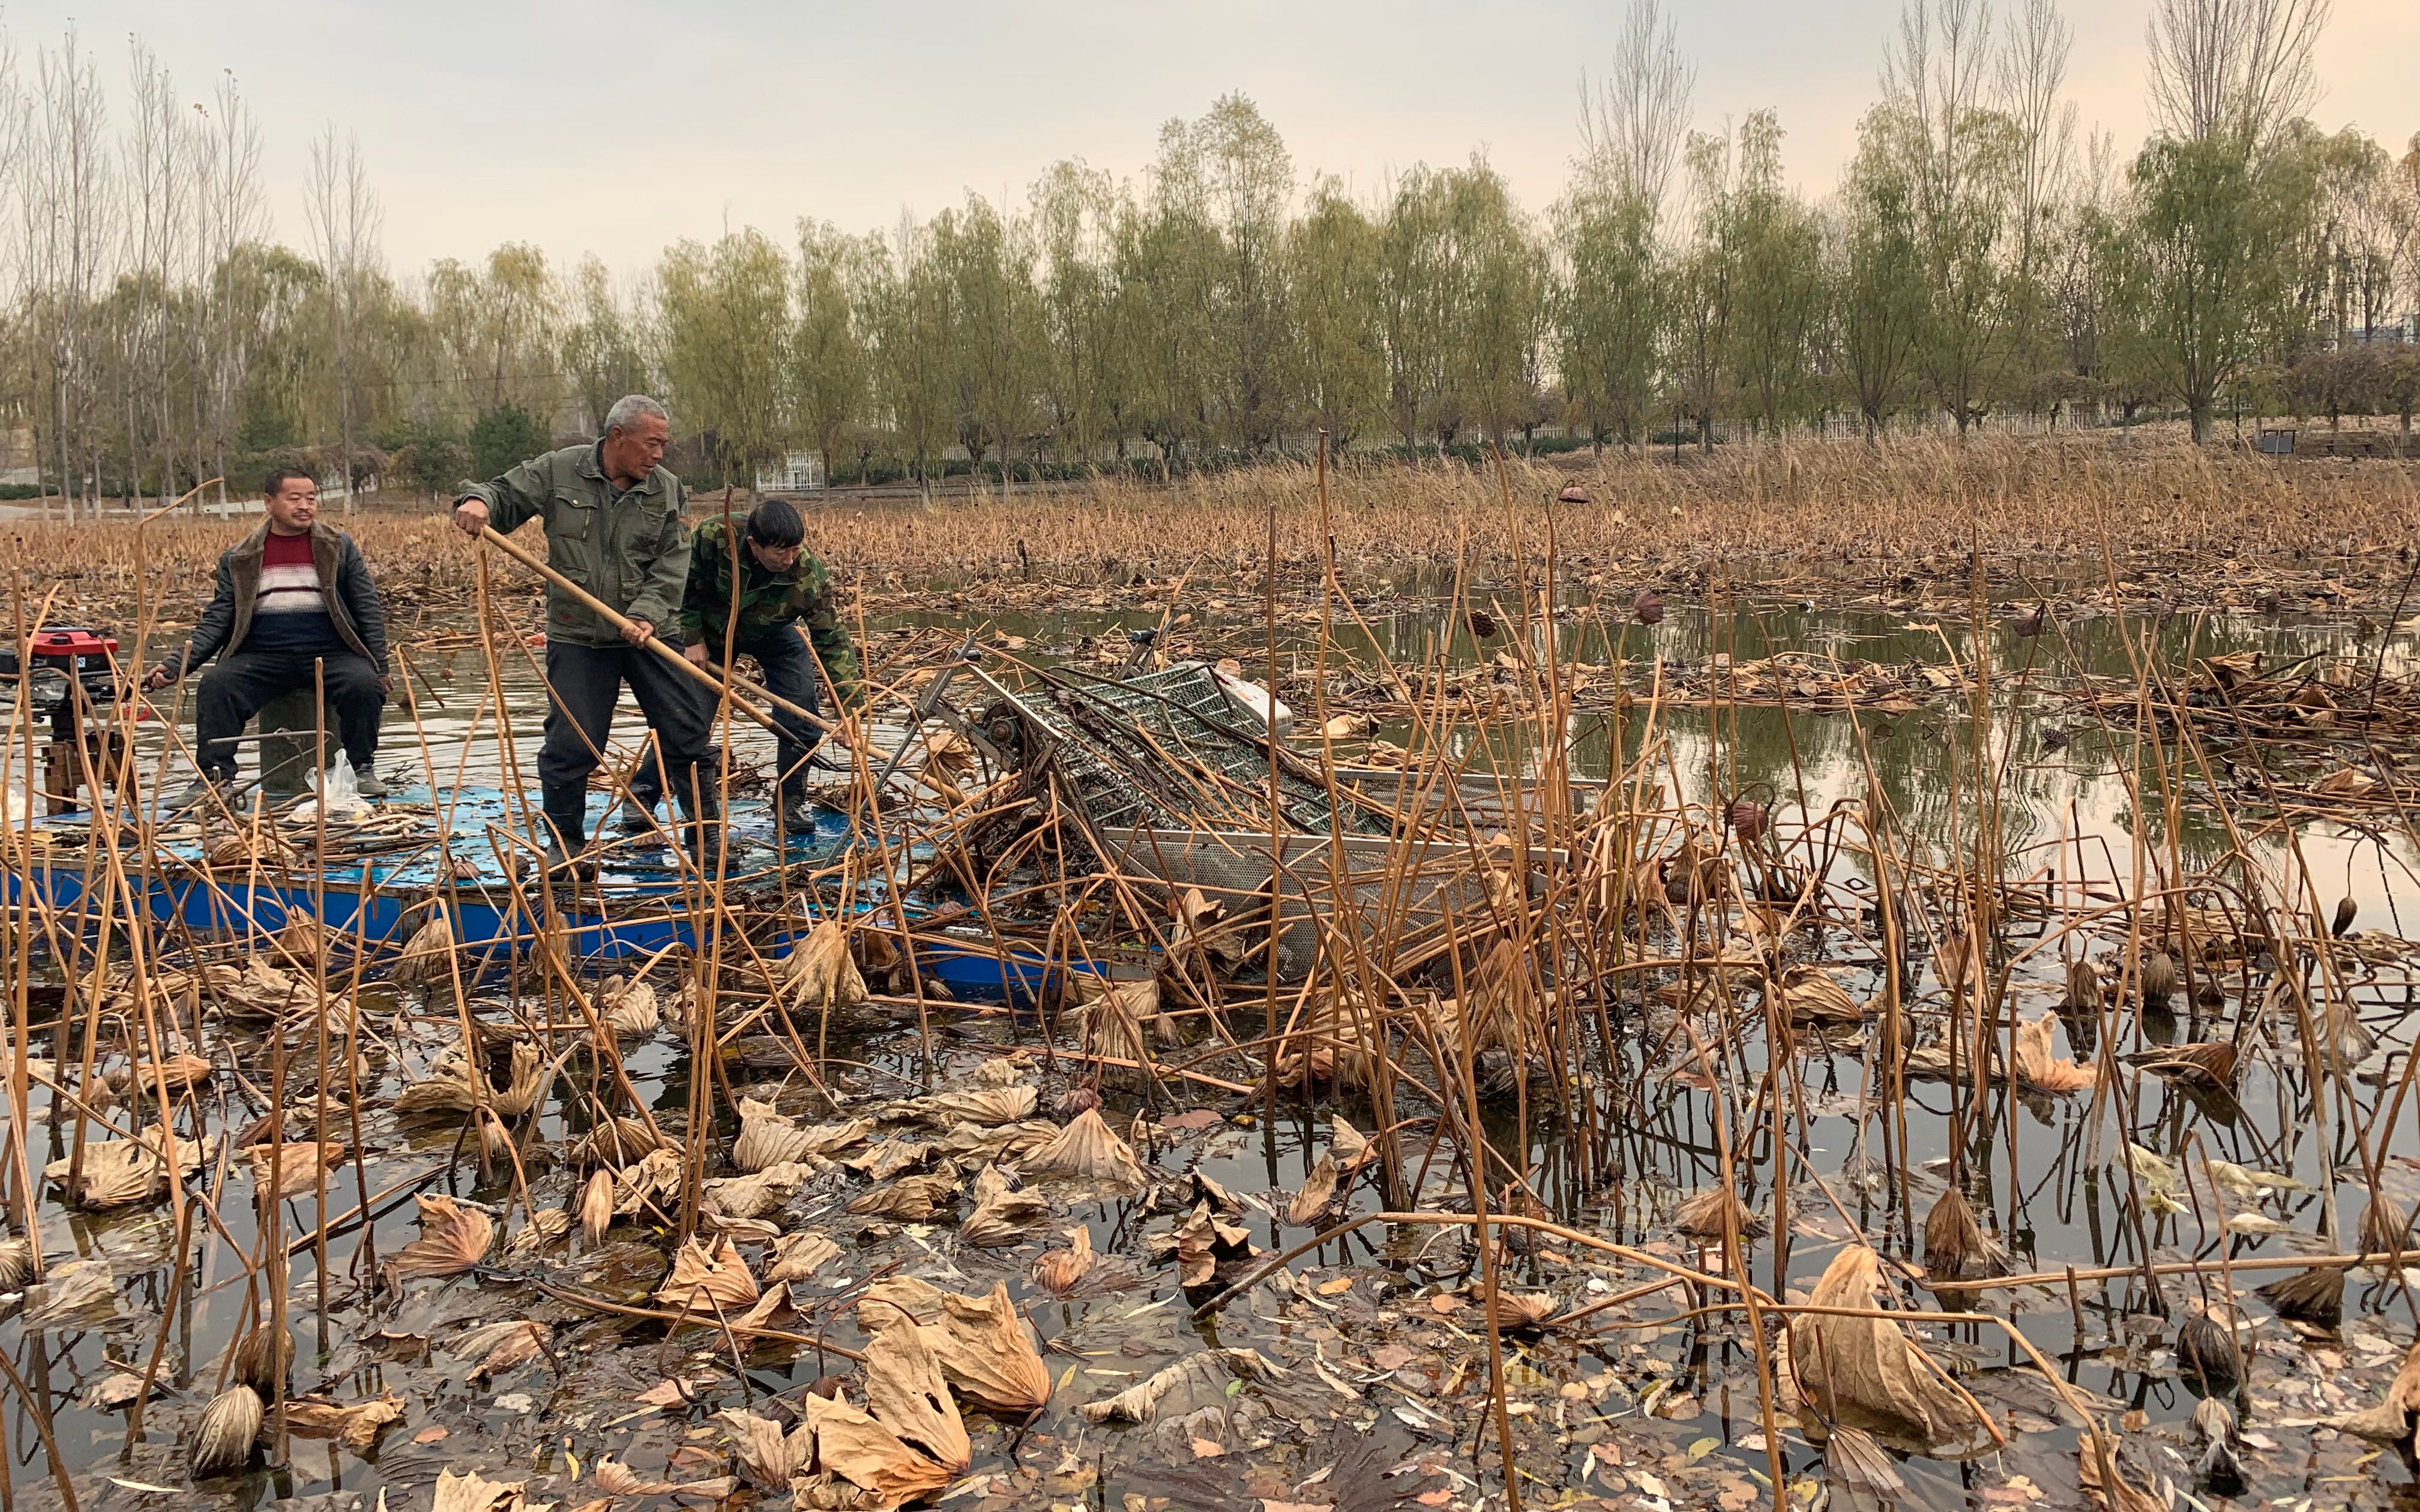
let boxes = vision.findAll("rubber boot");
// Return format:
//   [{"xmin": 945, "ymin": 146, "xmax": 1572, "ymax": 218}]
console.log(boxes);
[
  {"xmin": 608, "ymin": 797, "xmax": 661, "ymax": 839},
  {"xmin": 777, "ymin": 782, "xmax": 818, "ymax": 835},
  {"xmin": 674, "ymin": 767, "xmax": 723, "ymax": 861},
  {"xmin": 541, "ymin": 788, "xmax": 598, "ymax": 882}
]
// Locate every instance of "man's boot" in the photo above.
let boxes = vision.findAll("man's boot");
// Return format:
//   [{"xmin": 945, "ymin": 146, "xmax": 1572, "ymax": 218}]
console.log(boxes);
[
  {"xmin": 776, "ymin": 782, "xmax": 819, "ymax": 835},
  {"xmin": 540, "ymin": 791, "xmax": 597, "ymax": 882},
  {"xmin": 609, "ymin": 797, "xmax": 661, "ymax": 839},
  {"xmin": 355, "ymin": 768, "xmax": 389, "ymax": 799},
  {"xmin": 169, "ymin": 773, "xmax": 229, "ymax": 815},
  {"xmin": 675, "ymin": 771, "xmax": 723, "ymax": 860}
]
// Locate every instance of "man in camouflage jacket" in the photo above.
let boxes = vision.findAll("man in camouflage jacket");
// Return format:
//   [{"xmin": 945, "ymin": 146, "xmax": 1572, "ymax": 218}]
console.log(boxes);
[
  {"xmin": 624, "ymin": 495, "xmax": 859, "ymax": 831},
  {"xmin": 453, "ymin": 394, "xmax": 711, "ymax": 866}
]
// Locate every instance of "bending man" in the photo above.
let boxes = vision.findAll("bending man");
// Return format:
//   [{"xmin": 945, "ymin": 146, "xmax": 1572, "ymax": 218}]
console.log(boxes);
[
  {"xmin": 624, "ymin": 497, "xmax": 860, "ymax": 832},
  {"xmin": 453, "ymin": 394, "xmax": 709, "ymax": 869},
  {"xmin": 145, "ymin": 468, "xmax": 391, "ymax": 806}
]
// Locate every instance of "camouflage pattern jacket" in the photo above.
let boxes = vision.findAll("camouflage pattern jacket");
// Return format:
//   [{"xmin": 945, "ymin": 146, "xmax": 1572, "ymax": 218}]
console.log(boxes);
[{"xmin": 677, "ymin": 514, "xmax": 861, "ymax": 706}]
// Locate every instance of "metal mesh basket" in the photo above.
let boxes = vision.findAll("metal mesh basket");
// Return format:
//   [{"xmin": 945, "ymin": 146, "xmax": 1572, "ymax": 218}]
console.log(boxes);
[{"xmin": 1019, "ymin": 662, "xmax": 1383, "ymax": 839}]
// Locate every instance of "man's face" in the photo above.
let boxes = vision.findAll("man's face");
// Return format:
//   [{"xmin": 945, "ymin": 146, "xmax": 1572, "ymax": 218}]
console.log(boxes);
[
  {"xmin": 603, "ymin": 414, "xmax": 670, "ymax": 481},
  {"xmin": 748, "ymin": 536, "xmax": 803, "ymax": 574},
  {"xmin": 265, "ymin": 479, "xmax": 318, "ymax": 532}
]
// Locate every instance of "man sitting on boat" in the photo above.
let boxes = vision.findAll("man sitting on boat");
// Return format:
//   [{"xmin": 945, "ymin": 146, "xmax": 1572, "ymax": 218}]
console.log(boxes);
[
  {"xmin": 619, "ymin": 497, "xmax": 861, "ymax": 833},
  {"xmin": 451, "ymin": 393, "xmax": 711, "ymax": 872},
  {"xmin": 144, "ymin": 467, "xmax": 393, "ymax": 807}
]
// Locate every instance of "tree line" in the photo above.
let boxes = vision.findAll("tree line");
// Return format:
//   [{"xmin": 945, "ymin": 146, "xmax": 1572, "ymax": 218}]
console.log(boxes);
[{"xmin": 2, "ymin": 0, "xmax": 2415, "ymax": 512}]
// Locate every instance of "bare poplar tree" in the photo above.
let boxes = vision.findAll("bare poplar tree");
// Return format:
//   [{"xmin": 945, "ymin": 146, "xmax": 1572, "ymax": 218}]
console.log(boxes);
[
  {"xmin": 306, "ymin": 125, "xmax": 381, "ymax": 511},
  {"xmin": 193, "ymin": 69, "xmax": 265, "ymax": 507},
  {"xmin": 20, "ymin": 29, "xmax": 113, "ymax": 518},
  {"xmin": 124, "ymin": 40, "xmax": 187, "ymax": 505},
  {"xmin": 1996, "ymin": 0, "xmax": 2075, "ymax": 317},
  {"xmin": 1577, "ymin": 0, "xmax": 1695, "ymax": 214},
  {"xmin": 2146, "ymin": 0, "xmax": 2331, "ymax": 150},
  {"xmin": 0, "ymin": 35, "xmax": 25, "ymax": 496}
]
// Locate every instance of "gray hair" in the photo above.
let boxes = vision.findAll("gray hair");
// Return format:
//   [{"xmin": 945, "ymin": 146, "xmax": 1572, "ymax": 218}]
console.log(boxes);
[{"xmin": 603, "ymin": 394, "xmax": 669, "ymax": 436}]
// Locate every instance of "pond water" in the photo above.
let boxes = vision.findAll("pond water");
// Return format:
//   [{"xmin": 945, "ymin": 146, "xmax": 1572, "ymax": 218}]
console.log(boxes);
[{"xmin": 8, "ymin": 592, "xmax": 2419, "ymax": 1511}]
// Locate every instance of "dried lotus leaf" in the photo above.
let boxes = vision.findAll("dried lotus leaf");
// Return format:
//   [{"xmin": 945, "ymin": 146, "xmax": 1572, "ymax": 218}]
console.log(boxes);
[
  {"xmin": 702, "ymin": 1162, "xmax": 808, "ymax": 1220},
  {"xmin": 847, "ymin": 1172, "xmax": 959, "ymax": 1221},
  {"xmin": 860, "ymin": 1321, "xmax": 971, "ymax": 1474},
  {"xmin": 2012, "ymin": 1013, "xmax": 2095, "ymax": 1093},
  {"xmin": 765, "ymin": 1230, "xmax": 841, "ymax": 1283},
  {"xmin": 389, "ymin": 913, "xmax": 457, "ymax": 991},
  {"xmin": 900, "ymin": 1085, "xmax": 1037, "ymax": 1127},
  {"xmin": 799, "ymin": 1391, "xmax": 955, "ymax": 1504},
  {"xmin": 1286, "ymin": 1154, "xmax": 1340, "ymax": 1228},
  {"xmin": 1022, "ymin": 1109, "xmax": 1148, "ymax": 1193},
  {"xmin": 959, "ymin": 1165, "xmax": 1049, "ymax": 1248},
  {"xmin": 600, "ymin": 974, "xmax": 660, "ymax": 1038},
  {"xmin": 732, "ymin": 1097, "xmax": 816, "ymax": 1171},
  {"xmin": 717, "ymin": 1408, "xmax": 817, "ymax": 1489},
  {"xmin": 1789, "ymin": 1243, "xmax": 1994, "ymax": 1457},
  {"xmin": 656, "ymin": 1235, "xmax": 760, "ymax": 1315},
  {"xmin": 780, "ymin": 917, "xmax": 866, "ymax": 1010},
  {"xmin": 388, "ymin": 1193, "xmax": 494, "ymax": 1280},
  {"xmin": 45, "ymin": 1128, "xmax": 206, "ymax": 1209}
]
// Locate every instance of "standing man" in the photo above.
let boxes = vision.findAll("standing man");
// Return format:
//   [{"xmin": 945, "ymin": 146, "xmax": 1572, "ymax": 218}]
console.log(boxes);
[
  {"xmin": 452, "ymin": 394, "xmax": 710, "ymax": 869},
  {"xmin": 621, "ymin": 497, "xmax": 859, "ymax": 833},
  {"xmin": 145, "ymin": 468, "xmax": 391, "ymax": 806}
]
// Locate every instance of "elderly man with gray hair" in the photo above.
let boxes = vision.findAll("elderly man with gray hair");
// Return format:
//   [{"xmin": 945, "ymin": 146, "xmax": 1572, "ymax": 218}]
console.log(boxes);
[{"xmin": 453, "ymin": 394, "xmax": 712, "ymax": 871}]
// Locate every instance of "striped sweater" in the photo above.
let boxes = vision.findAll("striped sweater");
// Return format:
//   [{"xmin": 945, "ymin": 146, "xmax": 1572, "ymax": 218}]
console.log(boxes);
[{"xmin": 242, "ymin": 529, "xmax": 342, "ymax": 653}]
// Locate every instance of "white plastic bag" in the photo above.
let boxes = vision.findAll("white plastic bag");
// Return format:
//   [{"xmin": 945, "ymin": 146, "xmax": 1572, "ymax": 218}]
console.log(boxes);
[{"xmin": 292, "ymin": 753, "xmax": 370, "ymax": 824}]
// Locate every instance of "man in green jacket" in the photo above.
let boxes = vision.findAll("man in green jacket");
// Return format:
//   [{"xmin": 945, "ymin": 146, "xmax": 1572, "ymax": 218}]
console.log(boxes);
[
  {"xmin": 622, "ymin": 497, "xmax": 859, "ymax": 832},
  {"xmin": 452, "ymin": 394, "xmax": 711, "ymax": 868}
]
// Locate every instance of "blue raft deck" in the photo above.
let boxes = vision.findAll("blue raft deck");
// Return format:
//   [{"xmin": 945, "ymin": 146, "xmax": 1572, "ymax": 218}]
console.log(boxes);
[{"xmin": 5, "ymin": 784, "xmax": 1077, "ymax": 1002}]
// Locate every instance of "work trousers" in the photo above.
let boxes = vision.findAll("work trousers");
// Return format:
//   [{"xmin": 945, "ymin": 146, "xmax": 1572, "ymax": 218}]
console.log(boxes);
[
  {"xmin": 630, "ymin": 628, "xmax": 824, "ymax": 808},
  {"xmin": 194, "ymin": 648, "xmax": 384, "ymax": 784},
  {"xmin": 536, "ymin": 638, "xmax": 712, "ymax": 846}
]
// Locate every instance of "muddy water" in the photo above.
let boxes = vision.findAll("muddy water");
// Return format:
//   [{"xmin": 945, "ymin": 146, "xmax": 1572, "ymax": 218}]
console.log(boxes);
[{"xmin": 9, "ymin": 596, "xmax": 2420, "ymax": 1511}]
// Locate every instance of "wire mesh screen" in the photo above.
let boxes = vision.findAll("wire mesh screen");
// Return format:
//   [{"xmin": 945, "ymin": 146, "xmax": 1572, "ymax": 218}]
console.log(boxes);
[{"xmin": 1019, "ymin": 662, "xmax": 1386, "ymax": 838}]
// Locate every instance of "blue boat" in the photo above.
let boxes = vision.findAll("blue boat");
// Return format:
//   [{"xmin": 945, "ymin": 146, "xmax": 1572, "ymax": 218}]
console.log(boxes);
[{"xmin": 5, "ymin": 784, "xmax": 1094, "ymax": 1003}]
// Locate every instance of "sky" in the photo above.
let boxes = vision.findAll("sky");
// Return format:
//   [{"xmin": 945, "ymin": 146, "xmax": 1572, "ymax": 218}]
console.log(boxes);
[{"xmin": 12, "ymin": 0, "xmax": 2417, "ymax": 278}]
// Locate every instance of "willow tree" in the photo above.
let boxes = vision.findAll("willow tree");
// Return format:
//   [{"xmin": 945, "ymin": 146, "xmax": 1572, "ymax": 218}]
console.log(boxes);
[
  {"xmin": 1561, "ymin": 0, "xmax": 1693, "ymax": 452},
  {"xmin": 1722, "ymin": 112, "xmax": 1827, "ymax": 436},
  {"xmin": 1285, "ymin": 178, "xmax": 1385, "ymax": 449},
  {"xmin": 1376, "ymin": 167, "xmax": 1454, "ymax": 458},
  {"xmin": 1031, "ymin": 159, "xmax": 1123, "ymax": 467},
  {"xmin": 561, "ymin": 255, "xmax": 652, "ymax": 437},
  {"xmin": 930, "ymin": 196, "xmax": 1040, "ymax": 492},
  {"xmin": 1116, "ymin": 136, "xmax": 1220, "ymax": 476},
  {"xmin": 2108, "ymin": 0, "xmax": 2331, "ymax": 441},
  {"xmin": 1886, "ymin": 0, "xmax": 2020, "ymax": 431},
  {"xmin": 865, "ymin": 217, "xmax": 956, "ymax": 497},
  {"xmin": 427, "ymin": 242, "xmax": 559, "ymax": 421},
  {"xmin": 657, "ymin": 229, "xmax": 790, "ymax": 482},
  {"xmin": 1184, "ymin": 93, "xmax": 1294, "ymax": 453},
  {"xmin": 1838, "ymin": 106, "xmax": 1928, "ymax": 437},
  {"xmin": 792, "ymin": 220, "xmax": 875, "ymax": 484},
  {"xmin": 1447, "ymin": 161, "xmax": 1549, "ymax": 451}
]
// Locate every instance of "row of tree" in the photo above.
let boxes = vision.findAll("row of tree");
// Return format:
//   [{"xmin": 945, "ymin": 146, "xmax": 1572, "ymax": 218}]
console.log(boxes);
[{"xmin": 2, "ymin": 0, "xmax": 2414, "ymax": 510}]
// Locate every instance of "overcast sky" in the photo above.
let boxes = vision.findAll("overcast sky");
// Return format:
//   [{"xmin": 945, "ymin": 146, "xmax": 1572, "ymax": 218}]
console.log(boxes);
[{"xmin": 13, "ymin": 0, "xmax": 2416, "ymax": 278}]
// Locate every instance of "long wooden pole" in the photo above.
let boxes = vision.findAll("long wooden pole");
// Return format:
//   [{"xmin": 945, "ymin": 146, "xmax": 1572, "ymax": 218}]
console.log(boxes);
[{"xmin": 474, "ymin": 525, "xmax": 834, "ymax": 737}]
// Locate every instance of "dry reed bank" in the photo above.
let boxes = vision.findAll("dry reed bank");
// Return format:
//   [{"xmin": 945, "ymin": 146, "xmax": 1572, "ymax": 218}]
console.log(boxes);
[{"xmin": 11, "ymin": 432, "xmax": 2416, "ymax": 632}]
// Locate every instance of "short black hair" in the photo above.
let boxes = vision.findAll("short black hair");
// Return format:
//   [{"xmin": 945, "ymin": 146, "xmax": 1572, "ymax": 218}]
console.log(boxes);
[
  {"xmin": 745, "ymin": 497, "xmax": 804, "ymax": 549},
  {"xmin": 264, "ymin": 467, "xmax": 315, "ymax": 499}
]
